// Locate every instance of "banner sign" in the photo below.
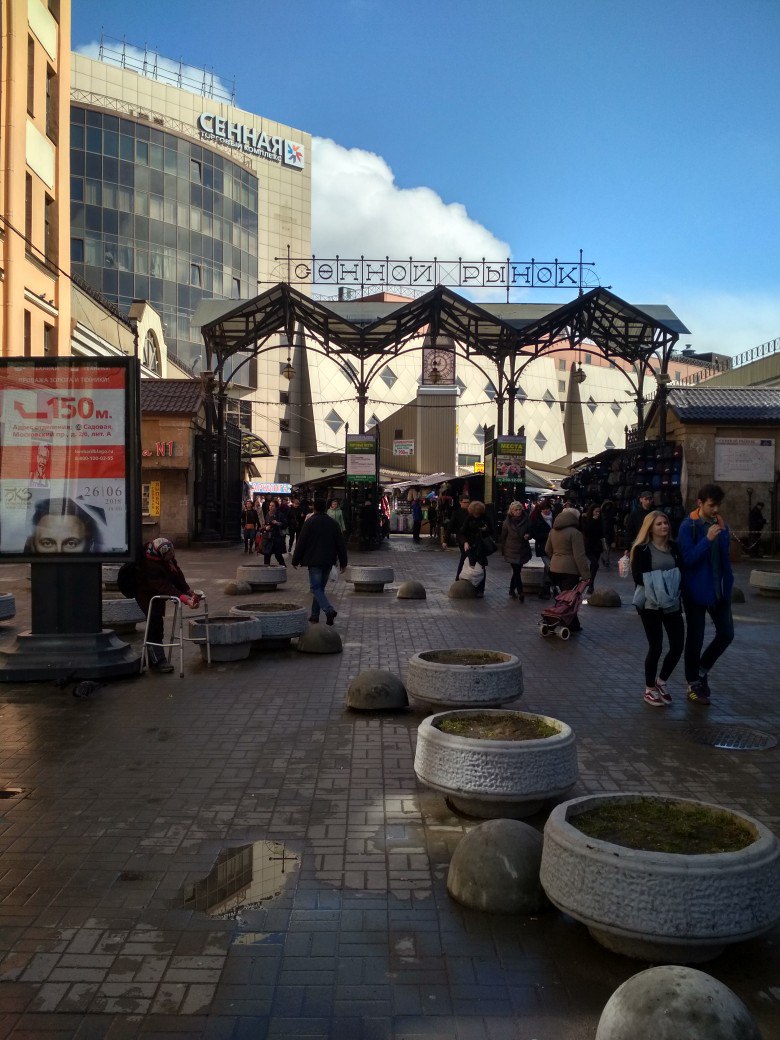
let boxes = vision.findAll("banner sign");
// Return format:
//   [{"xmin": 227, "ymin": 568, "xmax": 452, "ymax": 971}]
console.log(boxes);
[
  {"xmin": 392, "ymin": 439, "xmax": 415, "ymax": 456},
  {"xmin": 714, "ymin": 438, "xmax": 774, "ymax": 483},
  {"xmin": 250, "ymin": 481, "xmax": 292, "ymax": 495},
  {"xmin": 0, "ymin": 358, "xmax": 138, "ymax": 560},
  {"xmin": 495, "ymin": 436, "xmax": 527, "ymax": 486},
  {"xmin": 346, "ymin": 434, "xmax": 378, "ymax": 484}
]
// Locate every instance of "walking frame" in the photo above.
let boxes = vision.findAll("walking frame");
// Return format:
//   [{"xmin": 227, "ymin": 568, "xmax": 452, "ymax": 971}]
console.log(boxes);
[{"xmin": 141, "ymin": 590, "xmax": 210, "ymax": 677}]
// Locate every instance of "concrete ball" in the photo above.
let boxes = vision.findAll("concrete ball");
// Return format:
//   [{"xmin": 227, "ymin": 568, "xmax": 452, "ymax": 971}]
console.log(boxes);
[
  {"xmin": 447, "ymin": 818, "xmax": 548, "ymax": 914},
  {"xmin": 225, "ymin": 581, "xmax": 252, "ymax": 596},
  {"xmin": 296, "ymin": 626, "xmax": 343, "ymax": 654},
  {"xmin": 731, "ymin": 587, "xmax": 746, "ymax": 604},
  {"xmin": 397, "ymin": 580, "xmax": 427, "ymax": 600},
  {"xmin": 595, "ymin": 965, "xmax": 762, "ymax": 1040},
  {"xmin": 587, "ymin": 588, "xmax": 622, "ymax": 607},
  {"xmin": 346, "ymin": 669, "xmax": 408, "ymax": 710},
  {"xmin": 448, "ymin": 580, "xmax": 478, "ymax": 599}
]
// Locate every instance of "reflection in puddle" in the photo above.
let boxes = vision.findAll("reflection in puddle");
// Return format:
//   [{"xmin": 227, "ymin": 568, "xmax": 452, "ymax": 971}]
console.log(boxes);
[{"xmin": 183, "ymin": 841, "xmax": 299, "ymax": 920}]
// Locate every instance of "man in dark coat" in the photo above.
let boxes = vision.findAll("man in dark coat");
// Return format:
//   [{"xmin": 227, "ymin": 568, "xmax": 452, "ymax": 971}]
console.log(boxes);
[
  {"xmin": 134, "ymin": 537, "xmax": 200, "ymax": 672},
  {"xmin": 292, "ymin": 499, "xmax": 348, "ymax": 625},
  {"xmin": 623, "ymin": 490, "xmax": 654, "ymax": 549},
  {"xmin": 446, "ymin": 493, "xmax": 471, "ymax": 576}
]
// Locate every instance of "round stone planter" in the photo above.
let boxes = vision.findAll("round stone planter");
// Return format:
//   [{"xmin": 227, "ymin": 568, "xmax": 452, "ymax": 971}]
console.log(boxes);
[
  {"xmin": 344, "ymin": 565, "xmax": 394, "ymax": 593},
  {"xmin": 101, "ymin": 596, "xmax": 145, "ymax": 633},
  {"xmin": 749, "ymin": 569, "xmax": 780, "ymax": 597},
  {"xmin": 102, "ymin": 565, "xmax": 121, "ymax": 591},
  {"xmin": 406, "ymin": 648, "xmax": 523, "ymax": 710},
  {"xmin": 540, "ymin": 792, "xmax": 780, "ymax": 963},
  {"xmin": 0, "ymin": 593, "xmax": 16, "ymax": 622},
  {"xmin": 520, "ymin": 561, "xmax": 546, "ymax": 592},
  {"xmin": 235, "ymin": 564, "xmax": 287, "ymax": 591},
  {"xmin": 188, "ymin": 614, "xmax": 263, "ymax": 662},
  {"xmin": 414, "ymin": 708, "xmax": 578, "ymax": 819},
  {"xmin": 229, "ymin": 602, "xmax": 308, "ymax": 648}
]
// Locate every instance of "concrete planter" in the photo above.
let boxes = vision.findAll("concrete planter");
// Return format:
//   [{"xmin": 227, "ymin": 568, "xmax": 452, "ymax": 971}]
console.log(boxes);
[
  {"xmin": 749, "ymin": 569, "xmax": 780, "ymax": 597},
  {"xmin": 540, "ymin": 793, "xmax": 780, "ymax": 963},
  {"xmin": 414, "ymin": 708, "xmax": 577, "ymax": 819},
  {"xmin": 235, "ymin": 564, "xmax": 287, "ymax": 591},
  {"xmin": 101, "ymin": 596, "xmax": 145, "ymax": 633},
  {"xmin": 229, "ymin": 602, "xmax": 308, "ymax": 647},
  {"xmin": 406, "ymin": 648, "xmax": 523, "ymax": 710},
  {"xmin": 345, "ymin": 565, "xmax": 394, "ymax": 593},
  {"xmin": 102, "ymin": 565, "xmax": 121, "ymax": 591},
  {"xmin": 188, "ymin": 614, "xmax": 263, "ymax": 662},
  {"xmin": 0, "ymin": 594, "xmax": 16, "ymax": 622}
]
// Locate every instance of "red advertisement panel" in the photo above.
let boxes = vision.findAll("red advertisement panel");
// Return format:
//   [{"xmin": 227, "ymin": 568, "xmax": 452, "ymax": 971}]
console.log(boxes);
[{"xmin": 0, "ymin": 361, "xmax": 130, "ymax": 556}]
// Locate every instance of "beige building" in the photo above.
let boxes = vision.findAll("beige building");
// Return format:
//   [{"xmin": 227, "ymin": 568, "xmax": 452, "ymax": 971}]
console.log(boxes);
[{"xmin": 0, "ymin": 0, "xmax": 72, "ymax": 358}]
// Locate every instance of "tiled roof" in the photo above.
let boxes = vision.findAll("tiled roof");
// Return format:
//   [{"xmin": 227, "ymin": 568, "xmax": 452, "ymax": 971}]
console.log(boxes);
[
  {"xmin": 140, "ymin": 379, "xmax": 203, "ymax": 415},
  {"xmin": 668, "ymin": 386, "xmax": 780, "ymax": 423}
]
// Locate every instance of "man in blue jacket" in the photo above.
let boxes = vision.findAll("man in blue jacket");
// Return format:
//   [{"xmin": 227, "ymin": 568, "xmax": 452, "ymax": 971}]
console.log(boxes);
[{"xmin": 677, "ymin": 483, "xmax": 734, "ymax": 705}]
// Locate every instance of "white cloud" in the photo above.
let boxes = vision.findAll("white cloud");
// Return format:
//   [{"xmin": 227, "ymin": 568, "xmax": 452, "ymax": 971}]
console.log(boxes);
[
  {"xmin": 74, "ymin": 40, "xmax": 232, "ymax": 103},
  {"xmin": 668, "ymin": 291, "xmax": 780, "ymax": 358},
  {"xmin": 312, "ymin": 137, "xmax": 509, "ymax": 275}
]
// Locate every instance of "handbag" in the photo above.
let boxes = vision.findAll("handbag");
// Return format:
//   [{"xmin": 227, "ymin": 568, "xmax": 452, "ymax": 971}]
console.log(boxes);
[{"xmin": 481, "ymin": 535, "xmax": 498, "ymax": 556}]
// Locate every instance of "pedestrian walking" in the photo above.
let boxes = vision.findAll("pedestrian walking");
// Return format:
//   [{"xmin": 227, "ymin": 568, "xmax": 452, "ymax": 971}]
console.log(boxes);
[
  {"xmin": 258, "ymin": 501, "xmax": 287, "ymax": 564},
  {"xmin": 291, "ymin": 498, "xmax": 348, "ymax": 625},
  {"xmin": 544, "ymin": 508, "xmax": 590, "ymax": 630},
  {"xmin": 411, "ymin": 494, "xmax": 423, "ymax": 542},
  {"xmin": 240, "ymin": 499, "xmax": 260, "ymax": 554},
  {"xmin": 458, "ymin": 500, "xmax": 493, "ymax": 598},
  {"xmin": 448, "ymin": 494, "xmax": 472, "ymax": 576},
  {"xmin": 580, "ymin": 504, "xmax": 606, "ymax": 593},
  {"xmin": 427, "ymin": 498, "xmax": 438, "ymax": 539},
  {"xmin": 677, "ymin": 484, "xmax": 734, "ymax": 705},
  {"xmin": 623, "ymin": 490, "xmax": 654, "ymax": 549},
  {"xmin": 327, "ymin": 498, "xmax": 347, "ymax": 533},
  {"xmin": 630, "ymin": 511, "xmax": 685, "ymax": 707},
  {"xmin": 134, "ymin": 538, "xmax": 200, "ymax": 673},
  {"xmin": 528, "ymin": 498, "xmax": 555, "ymax": 598},
  {"xmin": 748, "ymin": 502, "xmax": 767, "ymax": 557},
  {"xmin": 500, "ymin": 501, "xmax": 532, "ymax": 601}
]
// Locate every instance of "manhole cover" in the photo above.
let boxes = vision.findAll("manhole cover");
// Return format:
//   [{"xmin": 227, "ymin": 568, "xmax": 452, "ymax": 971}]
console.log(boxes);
[{"xmin": 686, "ymin": 724, "xmax": 777, "ymax": 751}]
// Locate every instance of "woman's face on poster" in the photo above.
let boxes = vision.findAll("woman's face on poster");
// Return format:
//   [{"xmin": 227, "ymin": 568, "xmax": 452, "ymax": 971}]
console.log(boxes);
[{"xmin": 32, "ymin": 513, "xmax": 90, "ymax": 553}]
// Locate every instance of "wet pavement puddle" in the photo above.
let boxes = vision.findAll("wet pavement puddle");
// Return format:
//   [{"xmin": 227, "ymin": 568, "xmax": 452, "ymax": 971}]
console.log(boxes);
[{"xmin": 182, "ymin": 840, "xmax": 299, "ymax": 921}]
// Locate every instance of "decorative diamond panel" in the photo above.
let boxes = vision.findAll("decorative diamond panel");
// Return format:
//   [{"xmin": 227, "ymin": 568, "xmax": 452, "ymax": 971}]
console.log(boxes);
[
  {"xmin": 534, "ymin": 432, "xmax": 548, "ymax": 449},
  {"xmin": 543, "ymin": 390, "xmax": 555, "ymax": 408},
  {"xmin": 611, "ymin": 400, "xmax": 621, "ymax": 415},
  {"xmin": 515, "ymin": 385, "xmax": 527, "ymax": 402},
  {"xmin": 484, "ymin": 382, "xmax": 497, "ymax": 401},
  {"xmin": 324, "ymin": 409, "xmax": 344, "ymax": 434},
  {"xmin": 381, "ymin": 367, "xmax": 397, "ymax": 388}
]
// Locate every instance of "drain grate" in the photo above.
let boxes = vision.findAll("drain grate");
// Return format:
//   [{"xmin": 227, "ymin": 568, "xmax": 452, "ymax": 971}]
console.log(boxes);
[{"xmin": 685, "ymin": 724, "xmax": 777, "ymax": 751}]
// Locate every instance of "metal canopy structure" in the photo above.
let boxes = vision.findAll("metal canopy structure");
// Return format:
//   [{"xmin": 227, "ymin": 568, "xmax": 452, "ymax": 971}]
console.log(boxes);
[
  {"xmin": 197, "ymin": 282, "xmax": 689, "ymax": 434},
  {"xmin": 193, "ymin": 283, "xmax": 689, "ymax": 538}
]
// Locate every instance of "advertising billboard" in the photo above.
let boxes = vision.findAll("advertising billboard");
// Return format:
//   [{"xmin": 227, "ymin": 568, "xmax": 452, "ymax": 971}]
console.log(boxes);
[
  {"xmin": 495, "ymin": 436, "xmax": 527, "ymax": 487},
  {"xmin": 0, "ymin": 358, "xmax": 139, "ymax": 560},
  {"xmin": 346, "ymin": 434, "xmax": 378, "ymax": 484}
]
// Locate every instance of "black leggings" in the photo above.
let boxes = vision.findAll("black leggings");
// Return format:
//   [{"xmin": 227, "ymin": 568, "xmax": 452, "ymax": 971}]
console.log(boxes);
[
  {"xmin": 509, "ymin": 563, "xmax": 524, "ymax": 595},
  {"xmin": 637, "ymin": 608, "xmax": 685, "ymax": 686}
]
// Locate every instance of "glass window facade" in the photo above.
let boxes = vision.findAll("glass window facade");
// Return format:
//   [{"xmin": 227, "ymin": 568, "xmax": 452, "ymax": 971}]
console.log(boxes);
[{"xmin": 70, "ymin": 106, "xmax": 260, "ymax": 368}]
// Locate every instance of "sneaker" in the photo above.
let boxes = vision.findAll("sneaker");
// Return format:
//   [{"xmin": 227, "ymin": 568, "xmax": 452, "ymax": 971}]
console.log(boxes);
[
  {"xmin": 325, "ymin": 610, "xmax": 337, "ymax": 626},
  {"xmin": 687, "ymin": 680, "xmax": 711, "ymax": 705},
  {"xmin": 654, "ymin": 679, "xmax": 672, "ymax": 705},
  {"xmin": 644, "ymin": 686, "xmax": 665, "ymax": 707}
]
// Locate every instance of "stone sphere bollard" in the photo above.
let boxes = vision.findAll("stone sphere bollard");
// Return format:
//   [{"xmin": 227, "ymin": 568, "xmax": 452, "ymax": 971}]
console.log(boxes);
[
  {"xmin": 731, "ymin": 587, "xmax": 745, "ymax": 604},
  {"xmin": 587, "ymin": 588, "xmax": 622, "ymax": 607},
  {"xmin": 595, "ymin": 965, "xmax": 762, "ymax": 1040},
  {"xmin": 0, "ymin": 593, "xmax": 16, "ymax": 622},
  {"xmin": 448, "ymin": 580, "xmax": 477, "ymax": 599},
  {"xmin": 397, "ymin": 581, "xmax": 426, "ymax": 600},
  {"xmin": 346, "ymin": 669, "xmax": 408, "ymax": 711},
  {"xmin": 225, "ymin": 581, "xmax": 253, "ymax": 596},
  {"xmin": 447, "ymin": 819, "xmax": 548, "ymax": 914},
  {"xmin": 297, "ymin": 626, "xmax": 343, "ymax": 654}
]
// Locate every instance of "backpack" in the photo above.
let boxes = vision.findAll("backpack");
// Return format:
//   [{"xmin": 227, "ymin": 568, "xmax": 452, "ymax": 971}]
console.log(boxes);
[{"xmin": 117, "ymin": 562, "xmax": 138, "ymax": 599}]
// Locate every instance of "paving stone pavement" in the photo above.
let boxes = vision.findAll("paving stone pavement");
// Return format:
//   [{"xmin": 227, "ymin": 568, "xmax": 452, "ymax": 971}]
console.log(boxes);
[{"xmin": 0, "ymin": 539, "xmax": 778, "ymax": 1039}]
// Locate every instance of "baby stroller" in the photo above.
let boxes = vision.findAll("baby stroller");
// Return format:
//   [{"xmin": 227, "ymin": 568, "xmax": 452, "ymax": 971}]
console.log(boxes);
[{"xmin": 539, "ymin": 580, "xmax": 589, "ymax": 640}]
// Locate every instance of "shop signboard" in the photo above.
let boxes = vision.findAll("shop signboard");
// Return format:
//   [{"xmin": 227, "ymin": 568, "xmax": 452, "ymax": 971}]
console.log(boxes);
[
  {"xmin": 0, "ymin": 358, "xmax": 139, "ymax": 560},
  {"xmin": 714, "ymin": 438, "xmax": 774, "ymax": 483},
  {"xmin": 346, "ymin": 434, "xmax": 378, "ymax": 484},
  {"xmin": 393, "ymin": 439, "xmax": 415, "ymax": 456},
  {"xmin": 149, "ymin": 481, "xmax": 161, "ymax": 517},
  {"xmin": 250, "ymin": 481, "xmax": 292, "ymax": 495},
  {"xmin": 495, "ymin": 435, "xmax": 527, "ymax": 492}
]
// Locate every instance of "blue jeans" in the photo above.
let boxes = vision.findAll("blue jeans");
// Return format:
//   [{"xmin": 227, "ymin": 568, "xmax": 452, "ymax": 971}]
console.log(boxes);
[
  {"xmin": 683, "ymin": 597, "xmax": 734, "ymax": 682},
  {"xmin": 308, "ymin": 566, "xmax": 334, "ymax": 620}
]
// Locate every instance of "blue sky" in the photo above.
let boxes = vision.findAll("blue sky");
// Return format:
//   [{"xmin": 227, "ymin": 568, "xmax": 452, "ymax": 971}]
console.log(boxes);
[{"xmin": 72, "ymin": 0, "xmax": 780, "ymax": 355}]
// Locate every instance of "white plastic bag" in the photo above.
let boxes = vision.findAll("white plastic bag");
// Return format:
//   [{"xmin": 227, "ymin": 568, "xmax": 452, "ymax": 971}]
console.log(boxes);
[
  {"xmin": 618, "ymin": 552, "xmax": 631, "ymax": 579},
  {"xmin": 460, "ymin": 560, "xmax": 485, "ymax": 587},
  {"xmin": 329, "ymin": 565, "xmax": 340, "ymax": 583}
]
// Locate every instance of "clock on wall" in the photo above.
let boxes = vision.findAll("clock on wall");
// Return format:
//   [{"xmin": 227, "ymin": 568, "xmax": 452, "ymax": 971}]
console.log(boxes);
[{"xmin": 422, "ymin": 348, "xmax": 455, "ymax": 385}]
